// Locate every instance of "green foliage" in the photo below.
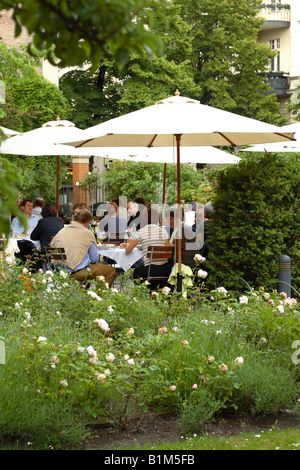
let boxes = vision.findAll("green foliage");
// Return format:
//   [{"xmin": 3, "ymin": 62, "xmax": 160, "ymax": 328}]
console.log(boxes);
[
  {"xmin": 0, "ymin": 0, "xmax": 167, "ymax": 69},
  {"xmin": 174, "ymin": 0, "xmax": 285, "ymax": 124},
  {"xmin": 103, "ymin": 160, "xmax": 206, "ymax": 205},
  {"xmin": 0, "ymin": 157, "xmax": 26, "ymax": 238},
  {"xmin": 0, "ymin": 43, "xmax": 69, "ymax": 132},
  {"xmin": 59, "ymin": 2, "xmax": 201, "ymax": 129},
  {"xmin": 207, "ymin": 152, "xmax": 300, "ymax": 292},
  {"xmin": 3, "ymin": 154, "xmax": 67, "ymax": 204},
  {"xmin": 0, "ymin": 262, "xmax": 299, "ymax": 448}
]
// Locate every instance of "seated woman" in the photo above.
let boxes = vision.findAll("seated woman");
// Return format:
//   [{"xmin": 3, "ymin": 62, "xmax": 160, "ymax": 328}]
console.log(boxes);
[
  {"xmin": 30, "ymin": 203, "xmax": 64, "ymax": 252},
  {"xmin": 98, "ymin": 201, "xmax": 127, "ymax": 241},
  {"xmin": 125, "ymin": 203, "xmax": 172, "ymax": 287}
]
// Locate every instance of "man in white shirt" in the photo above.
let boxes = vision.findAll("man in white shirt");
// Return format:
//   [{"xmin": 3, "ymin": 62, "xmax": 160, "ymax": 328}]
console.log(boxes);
[{"xmin": 11, "ymin": 199, "xmax": 40, "ymax": 268}]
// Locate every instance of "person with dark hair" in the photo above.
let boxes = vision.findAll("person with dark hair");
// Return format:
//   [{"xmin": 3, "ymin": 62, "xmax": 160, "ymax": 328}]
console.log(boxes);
[
  {"xmin": 127, "ymin": 201, "xmax": 141, "ymax": 232},
  {"xmin": 73, "ymin": 202, "xmax": 88, "ymax": 216},
  {"xmin": 30, "ymin": 204, "xmax": 65, "ymax": 251},
  {"xmin": 51, "ymin": 209, "xmax": 115, "ymax": 286},
  {"xmin": 125, "ymin": 203, "xmax": 172, "ymax": 285},
  {"xmin": 134, "ymin": 196, "xmax": 146, "ymax": 220},
  {"xmin": 10, "ymin": 199, "xmax": 40, "ymax": 269},
  {"xmin": 32, "ymin": 197, "xmax": 44, "ymax": 219},
  {"xmin": 98, "ymin": 201, "xmax": 127, "ymax": 240}
]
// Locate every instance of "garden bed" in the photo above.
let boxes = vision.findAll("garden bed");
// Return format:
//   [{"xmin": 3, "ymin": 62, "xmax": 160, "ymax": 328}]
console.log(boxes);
[
  {"xmin": 78, "ymin": 409, "xmax": 300, "ymax": 450},
  {"xmin": 0, "ymin": 261, "xmax": 299, "ymax": 450}
]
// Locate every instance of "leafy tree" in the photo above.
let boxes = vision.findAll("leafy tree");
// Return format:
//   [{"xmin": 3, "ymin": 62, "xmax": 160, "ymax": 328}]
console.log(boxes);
[
  {"xmin": 207, "ymin": 152, "xmax": 300, "ymax": 292},
  {"xmin": 287, "ymin": 82, "xmax": 300, "ymax": 121},
  {"xmin": 0, "ymin": 0, "xmax": 167, "ymax": 68},
  {"xmin": 103, "ymin": 160, "xmax": 206, "ymax": 205},
  {"xmin": 59, "ymin": 2, "xmax": 200, "ymax": 128},
  {"xmin": 0, "ymin": 43, "xmax": 69, "ymax": 131},
  {"xmin": 174, "ymin": 0, "xmax": 286, "ymax": 124},
  {"xmin": 0, "ymin": 43, "xmax": 70, "ymax": 217}
]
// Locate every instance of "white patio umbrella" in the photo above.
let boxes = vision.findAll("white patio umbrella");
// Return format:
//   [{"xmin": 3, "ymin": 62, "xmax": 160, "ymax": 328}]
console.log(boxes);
[
  {"xmin": 0, "ymin": 118, "xmax": 95, "ymax": 208},
  {"xmin": 0, "ymin": 126, "xmax": 21, "ymax": 137},
  {"xmin": 240, "ymin": 122, "xmax": 300, "ymax": 153},
  {"xmin": 94, "ymin": 145, "xmax": 241, "ymax": 164},
  {"xmin": 60, "ymin": 91, "xmax": 295, "ymax": 287}
]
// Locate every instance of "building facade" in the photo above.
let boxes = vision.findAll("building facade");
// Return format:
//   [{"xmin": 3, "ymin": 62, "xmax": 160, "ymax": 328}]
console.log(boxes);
[{"xmin": 256, "ymin": 1, "xmax": 300, "ymax": 120}]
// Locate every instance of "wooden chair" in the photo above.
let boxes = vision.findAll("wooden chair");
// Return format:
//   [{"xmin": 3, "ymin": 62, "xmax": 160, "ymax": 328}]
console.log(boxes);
[
  {"xmin": 146, "ymin": 245, "xmax": 174, "ymax": 282},
  {"xmin": 44, "ymin": 246, "xmax": 67, "ymax": 271}
]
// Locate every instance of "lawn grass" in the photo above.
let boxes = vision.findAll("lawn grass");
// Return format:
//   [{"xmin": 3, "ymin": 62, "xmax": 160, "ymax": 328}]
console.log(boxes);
[{"xmin": 121, "ymin": 428, "xmax": 300, "ymax": 451}]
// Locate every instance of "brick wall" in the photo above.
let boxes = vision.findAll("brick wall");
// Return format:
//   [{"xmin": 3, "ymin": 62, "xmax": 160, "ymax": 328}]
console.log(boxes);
[
  {"xmin": 0, "ymin": 9, "xmax": 42, "ymax": 74},
  {"xmin": 72, "ymin": 157, "xmax": 90, "ymax": 207}
]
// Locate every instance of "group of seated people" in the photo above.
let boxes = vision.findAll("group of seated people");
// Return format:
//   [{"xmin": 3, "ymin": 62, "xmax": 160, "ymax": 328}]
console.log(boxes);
[
  {"xmin": 9, "ymin": 193, "xmax": 214, "ymax": 290},
  {"xmin": 96, "ymin": 196, "xmax": 214, "ymax": 287},
  {"xmin": 10, "ymin": 198, "xmax": 115, "ymax": 287}
]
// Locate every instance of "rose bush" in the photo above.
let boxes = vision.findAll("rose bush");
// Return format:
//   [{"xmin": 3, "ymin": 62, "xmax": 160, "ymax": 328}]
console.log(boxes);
[{"xmin": 0, "ymin": 260, "xmax": 299, "ymax": 448}]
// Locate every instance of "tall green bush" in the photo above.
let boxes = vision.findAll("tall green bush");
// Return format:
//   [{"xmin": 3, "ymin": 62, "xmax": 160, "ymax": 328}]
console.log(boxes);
[{"xmin": 207, "ymin": 152, "xmax": 300, "ymax": 292}]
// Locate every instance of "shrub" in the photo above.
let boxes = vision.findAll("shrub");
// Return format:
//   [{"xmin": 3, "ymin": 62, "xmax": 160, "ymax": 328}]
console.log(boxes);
[
  {"xmin": 0, "ymin": 260, "xmax": 299, "ymax": 448},
  {"xmin": 207, "ymin": 152, "xmax": 300, "ymax": 292}
]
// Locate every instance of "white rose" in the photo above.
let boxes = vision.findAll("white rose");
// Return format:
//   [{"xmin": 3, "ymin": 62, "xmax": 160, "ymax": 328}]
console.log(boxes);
[
  {"xmin": 239, "ymin": 295, "xmax": 248, "ymax": 304},
  {"xmin": 89, "ymin": 355, "xmax": 98, "ymax": 365},
  {"xmin": 87, "ymin": 290, "xmax": 102, "ymax": 301},
  {"xmin": 86, "ymin": 345, "xmax": 97, "ymax": 357},
  {"xmin": 97, "ymin": 373, "xmax": 106, "ymax": 383},
  {"xmin": 162, "ymin": 286, "xmax": 171, "ymax": 295},
  {"xmin": 217, "ymin": 286, "xmax": 228, "ymax": 295},
  {"xmin": 197, "ymin": 269, "xmax": 208, "ymax": 279},
  {"xmin": 106, "ymin": 353, "xmax": 115, "ymax": 363},
  {"xmin": 37, "ymin": 336, "xmax": 47, "ymax": 343},
  {"xmin": 94, "ymin": 318, "xmax": 109, "ymax": 331},
  {"xmin": 234, "ymin": 356, "xmax": 244, "ymax": 365}
]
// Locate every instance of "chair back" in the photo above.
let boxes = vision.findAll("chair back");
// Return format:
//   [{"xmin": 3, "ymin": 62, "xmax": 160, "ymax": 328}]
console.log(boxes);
[
  {"xmin": 145, "ymin": 245, "xmax": 174, "ymax": 281},
  {"xmin": 44, "ymin": 246, "xmax": 67, "ymax": 270}
]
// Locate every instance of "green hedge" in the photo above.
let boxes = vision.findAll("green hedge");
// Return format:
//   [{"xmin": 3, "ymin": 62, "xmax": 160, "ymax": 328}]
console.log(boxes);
[{"xmin": 207, "ymin": 152, "xmax": 300, "ymax": 293}]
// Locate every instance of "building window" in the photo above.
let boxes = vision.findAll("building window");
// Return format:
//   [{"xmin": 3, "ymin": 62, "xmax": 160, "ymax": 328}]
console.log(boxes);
[{"xmin": 269, "ymin": 38, "xmax": 280, "ymax": 72}]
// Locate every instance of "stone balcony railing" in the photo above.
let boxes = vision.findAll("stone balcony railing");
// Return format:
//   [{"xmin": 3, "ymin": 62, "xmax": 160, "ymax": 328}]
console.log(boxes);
[{"xmin": 256, "ymin": 5, "xmax": 291, "ymax": 24}]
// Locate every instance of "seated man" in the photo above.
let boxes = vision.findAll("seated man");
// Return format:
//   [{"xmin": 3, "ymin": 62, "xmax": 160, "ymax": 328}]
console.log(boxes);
[
  {"xmin": 127, "ymin": 201, "xmax": 141, "ymax": 233},
  {"xmin": 51, "ymin": 209, "xmax": 115, "ymax": 287},
  {"xmin": 10, "ymin": 199, "xmax": 40, "ymax": 268}
]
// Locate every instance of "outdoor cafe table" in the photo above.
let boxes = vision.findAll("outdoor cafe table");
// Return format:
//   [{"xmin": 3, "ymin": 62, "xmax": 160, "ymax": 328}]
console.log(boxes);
[{"xmin": 97, "ymin": 244, "xmax": 143, "ymax": 271}]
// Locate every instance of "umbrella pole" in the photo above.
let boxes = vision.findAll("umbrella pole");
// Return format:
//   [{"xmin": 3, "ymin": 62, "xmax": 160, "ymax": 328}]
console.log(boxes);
[
  {"xmin": 162, "ymin": 162, "xmax": 167, "ymax": 223},
  {"xmin": 175, "ymin": 134, "xmax": 183, "ymax": 293},
  {"xmin": 56, "ymin": 155, "xmax": 59, "ymax": 210}
]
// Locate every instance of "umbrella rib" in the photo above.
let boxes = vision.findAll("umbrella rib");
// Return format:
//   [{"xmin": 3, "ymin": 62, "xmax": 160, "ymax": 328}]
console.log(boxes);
[
  {"xmin": 275, "ymin": 132, "xmax": 295, "ymax": 141},
  {"xmin": 217, "ymin": 132, "xmax": 235, "ymax": 146},
  {"xmin": 147, "ymin": 135, "xmax": 158, "ymax": 147}
]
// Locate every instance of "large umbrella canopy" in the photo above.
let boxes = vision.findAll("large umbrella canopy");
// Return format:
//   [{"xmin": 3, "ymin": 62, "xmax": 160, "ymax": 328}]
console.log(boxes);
[
  {"xmin": 0, "ymin": 118, "xmax": 95, "ymax": 209},
  {"xmin": 61, "ymin": 92, "xmax": 295, "ymax": 149},
  {"xmin": 0, "ymin": 120, "xmax": 93, "ymax": 156},
  {"xmin": 240, "ymin": 122, "xmax": 300, "ymax": 153},
  {"xmin": 60, "ymin": 91, "xmax": 295, "ymax": 287}
]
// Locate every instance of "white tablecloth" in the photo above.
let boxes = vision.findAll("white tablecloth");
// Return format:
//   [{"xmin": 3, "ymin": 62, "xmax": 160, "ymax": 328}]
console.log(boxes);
[{"xmin": 97, "ymin": 246, "xmax": 143, "ymax": 271}]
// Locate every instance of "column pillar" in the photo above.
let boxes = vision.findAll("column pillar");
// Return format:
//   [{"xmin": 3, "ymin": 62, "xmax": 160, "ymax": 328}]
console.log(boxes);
[{"xmin": 72, "ymin": 156, "xmax": 90, "ymax": 207}]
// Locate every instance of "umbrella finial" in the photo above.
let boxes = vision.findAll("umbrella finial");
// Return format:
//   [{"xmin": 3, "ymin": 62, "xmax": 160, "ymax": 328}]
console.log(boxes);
[
  {"xmin": 175, "ymin": 89, "xmax": 180, "ymax": 96},
  {"xmin": 56, "ymin": 116, "xmax": 60, "ymax": 121}
]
